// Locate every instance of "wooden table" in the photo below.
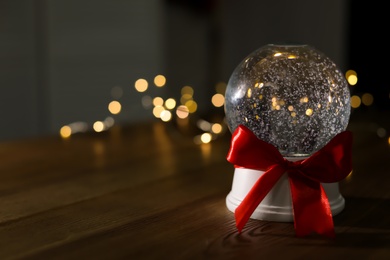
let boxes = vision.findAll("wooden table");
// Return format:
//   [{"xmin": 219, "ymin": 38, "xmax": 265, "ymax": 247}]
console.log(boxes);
[{"xmin": 0, "ymin": 109, "xmax": 389, "ymax": 259}]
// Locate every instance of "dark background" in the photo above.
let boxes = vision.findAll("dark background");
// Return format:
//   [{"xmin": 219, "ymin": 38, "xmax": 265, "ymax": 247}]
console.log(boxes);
[
  {"xmin": 0, "ymin": 0, "xmax": 388, "ymax": 141},
  {"xmin": 348, "ymin": 0, "xmax": 389, "ymax": 112}
]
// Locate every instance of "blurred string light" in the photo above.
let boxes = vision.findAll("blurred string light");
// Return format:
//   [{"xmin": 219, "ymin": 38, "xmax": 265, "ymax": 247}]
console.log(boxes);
[
  {"xmin": 347, "ymin": 70, "xmax": 375, "ymax": 109},
  {"xmin": 135, "ymin": 78, "xmax": 148, "ymax": 92},
  {"xmin": 133, "ymin": 76, "xmax": 227, "ymax": 144},
  {"xmin": 60, "ymin": 121, "xmax": 89, "ymax": 138},
  {"xmin": 60, "ymin": 70, "xmax": 389, "ymax": 146},
  {"xmin": 347, "ymin": 69, "xmax": 390, "ymax": 146},
  {"xmin": 154, "ymin": 75, "xmax": 166, "ymax": 87},
  {"xmin": 108, "ymin": 100, "xmax": 121, "ymax": 114},
  {"xmin": 346, "ymin": 70, "xmax": 358, "ymax": 86},
  {"xmin": 60, "ymin": 74, "xmax": 226, "ymax": 144},
  {"xmin": 59, "ymin": 84, "xmax": 122, "ymax": 138}
]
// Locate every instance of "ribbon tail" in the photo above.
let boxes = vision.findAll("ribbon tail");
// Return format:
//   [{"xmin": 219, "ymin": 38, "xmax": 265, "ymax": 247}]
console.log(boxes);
[
  {"xmin": 289, "ymin": 174, "xmax": 335, "ymax": 238},
  {"xmin": 235, "ymin": 164, "xmax": 286, "ymax": 232}
]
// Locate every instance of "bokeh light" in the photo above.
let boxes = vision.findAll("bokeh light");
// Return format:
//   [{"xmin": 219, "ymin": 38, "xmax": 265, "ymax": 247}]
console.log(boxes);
[
  {"xmin": 108, "ymin": 100, "xmax": 121, "ymax": 114},
  {"xmin": 215, "ymin": 81, "xmax": 227, "ymax": 94},
  {"xmin": 181, "ymin": 86, "xmax": 194, "ymax": 96},
  {"xmin": 200, "ymin": 133, "xmax": 212, "ymax": 143},
  {"xmin": 211, "ymin": 93, "xmax": 225, "ymax": 107},
  {"xmin": 141, "ymin": 95, "xmax": 153, "ymax": 109},
  {"xmin": 176, "ymin": 105, "xmax": 189, "ymax": 119},
  {"xmin": 93, "ymin": 121, "xmax": 105, "ymax": 132},
  {"xmin": 60, "ymin": 125, "xmax": 72, "ymax": 138},
  {"xmin": 153, "ymin": 97, "xmax": 164, "ymax": 106},
  {"xmin": 154, "ymin": 75, "xmax": 166, "ymax": 87},
  {"xmin": 153, "ymin": 105, "xmax": 164, "ymax": 118},
  {"xmin": 351, "ymin": 95, "xmax": 361, "ymax": 108},
  {"xmin": 211, "ymin": 123, "xmax": 222, "ymax": 134},
  {"xmin": 361, "ymin": 93, "xmax": 374, "ymax": 106},
  {"xmin": 346, "ymin": 70, "xmax": 358, "ymax": 86},
  {"xmin": 135, "ymin": 78, "xmax": 148, "ymax": 92},
  {"xmin": 160, "ymin": 110, "xmax": 172, "ymax": 122},
  {"xmin": 185, "ymin": 100, "xmax": 198, "ymax": 113},
  {"xmin": 165, "ymin": 98, "xmax": 176, "ymax": 110}
]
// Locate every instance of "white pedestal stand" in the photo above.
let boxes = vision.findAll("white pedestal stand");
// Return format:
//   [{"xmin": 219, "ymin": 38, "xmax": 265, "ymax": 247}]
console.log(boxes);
[{"xmin": 226, "ymin": 157, "xmax": 345, "ymax": 222}]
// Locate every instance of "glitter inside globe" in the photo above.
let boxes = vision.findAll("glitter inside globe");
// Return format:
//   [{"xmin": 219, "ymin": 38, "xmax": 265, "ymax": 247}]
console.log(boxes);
[{"xmin": 224, "ymin": 44, "xmax": 351, "ymax": 157}]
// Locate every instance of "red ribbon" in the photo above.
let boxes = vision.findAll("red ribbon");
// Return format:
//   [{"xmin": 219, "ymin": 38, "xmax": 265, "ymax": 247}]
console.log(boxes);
[{"xmin": 227, "ymin": 125, "xmax": 353, "ymax": 238}]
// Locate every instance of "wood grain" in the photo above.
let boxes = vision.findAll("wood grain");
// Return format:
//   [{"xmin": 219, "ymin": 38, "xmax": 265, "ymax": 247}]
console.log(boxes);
[{"xmin": 0, "ymin": 110, "xmax": 389, "ymax": 259}]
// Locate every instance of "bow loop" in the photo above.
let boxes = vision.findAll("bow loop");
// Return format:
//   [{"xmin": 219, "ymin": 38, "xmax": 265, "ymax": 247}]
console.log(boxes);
[{"xmin": 227, "ymin": 125, "xmax": 284, "ymax": 171}]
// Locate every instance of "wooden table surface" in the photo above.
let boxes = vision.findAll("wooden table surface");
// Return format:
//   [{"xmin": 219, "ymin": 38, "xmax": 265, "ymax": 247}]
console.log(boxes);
[{"xmin": 0, "ymin": 109, "xmax": 389, "ymax": 259}]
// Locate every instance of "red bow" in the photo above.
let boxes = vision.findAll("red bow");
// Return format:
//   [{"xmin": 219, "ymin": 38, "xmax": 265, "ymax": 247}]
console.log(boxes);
[{"xmin": 227, "ymin": 125, "xmax": 353, "ymax": 238}]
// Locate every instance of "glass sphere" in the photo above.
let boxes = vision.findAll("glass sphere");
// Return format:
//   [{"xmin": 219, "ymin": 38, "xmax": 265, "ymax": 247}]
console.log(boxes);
[{"xmin": 224, "ymin": 44, "xmax": 351, "ymax": 157}]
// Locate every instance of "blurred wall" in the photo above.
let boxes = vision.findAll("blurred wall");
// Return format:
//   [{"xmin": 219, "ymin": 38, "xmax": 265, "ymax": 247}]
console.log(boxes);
[{"xmin": 0, "ymin": 0, "xmax": 349, "ymax": 141}]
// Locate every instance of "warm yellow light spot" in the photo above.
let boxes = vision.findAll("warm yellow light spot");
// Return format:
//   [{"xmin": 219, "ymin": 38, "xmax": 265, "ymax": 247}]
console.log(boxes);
[
  {"xmin": 165, "ymin": 98, "xmax": 176, "ymax": 110},
  {"xmin": 276, "ymin": 105, "xmax": 281, "ymax": 110},
  {"xmin": 388, "ymin": 136, "xmax": 390, "ymax": 145},
  {"xmin": 153, "ymin": 105, "xmax": 164, "ymax": 118},
  {"xmin": 318, "ymin": 103, "xmax": 321, "ymax": 108},
  {"xmin": 181, "ymin": 86, "xmax": 194, "ymax": 96},
  {"xmin": 272, "ymin": 97, "xmax": 277, "ymax": 103},
  {"xmin": 134, "ymin": 78, "xmax": 148, "ymax": 92},
  {"xmin": 288, "ymin": 105, "xmax": 294, "ymax": 111},
  {"xmin": 279, "ymin": 100, "xmax": 285, "ymax": 105},
  {"xmin": 176, "ymin": 105, "xmax": 189, "ymax": 119},
  {"xmin": 93, "ymin": 121, "xmax": 105, "ymax": 132},
  {"xmin": 215, "ymin": 82, "xmax": 227, "ymax": 94},
  {"xmin": 247, "ymin": 88, "xmax": 252, "ymax": 98},
  {"xmin": 212, "ymin": 93, "xmax": 225, "ymax": 107},
  {"xmin": 185, "ymin": 100, "xmax": 197, "ymax": 113},
  {"xmin": 253, "ymin": 103, "xmax": 257, "ymax": 108},
  {"xmin": 274, "ymin": 53, "xmax": 282, "ymax": 57},
  {"xmin": 180, "ymin": 94, "xmax": 193, "ymax": 105},
  {"xmin": 60, "ymin": 125, "xmax": 71, "ymax": 138},
  {"xmin": 255, "ymin": 115, "xmax": 259, "ymax": 120},
  {"xmin": 287, "ymin": 55, "xmax": 297, "ymax": 59},
  {"xmin": 361, "ymin": 93, "xmax": 374, "ymax": 106},
  {"xmin": 300, "ymin": 96, "xmax": 308, "ymax": 103},
  {"xmin": 211, "ymin": 123, "xmax": 222, "ymax": 134},
  {"xmin": 347, "ymin": 74, "xmax": 358, "ymax": 86},
  {"xmin": 345, "ymin": 69, "xmax": 357, "ymax": 78},
  {"xmin": 259, "ymin": 94, "xmax": 263, "ymax": 100},
  {"xmin": 154, "ymin": 75, "xmax": 166, "ymax": 87},
  {"xmin": 200, "ymin": 133, "xmax": 212, "ymax": 143},
  {"xmin": 350, "ymin": 95, "xmax": 361, "ymax": 108},
  {"xmin": 306, "ymin": 108, "xmax": 313, "ymax": 116},
  {"xmin": 291, "ymin": 112, "xmax": 296, "ymax": 117},
  {"xmin": 108, "ymin": 100, "xmax": 121, "ymax": 114},
  {"xmin": 153, "ymin": 97, "xmax": 164, "ymax": 106},
  {"xmin": 160, "ymin": 110, "xmax": 172, "ymax": 122},
  {"xmin": 346, "ymin": 70, "xmax": 358, "ymax": 85}
]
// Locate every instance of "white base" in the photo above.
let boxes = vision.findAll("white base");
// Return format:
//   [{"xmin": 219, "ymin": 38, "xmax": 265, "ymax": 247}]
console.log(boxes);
[{"xmin": 226, "ymin": 159, "xmax": 345, "ymax": 222}]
